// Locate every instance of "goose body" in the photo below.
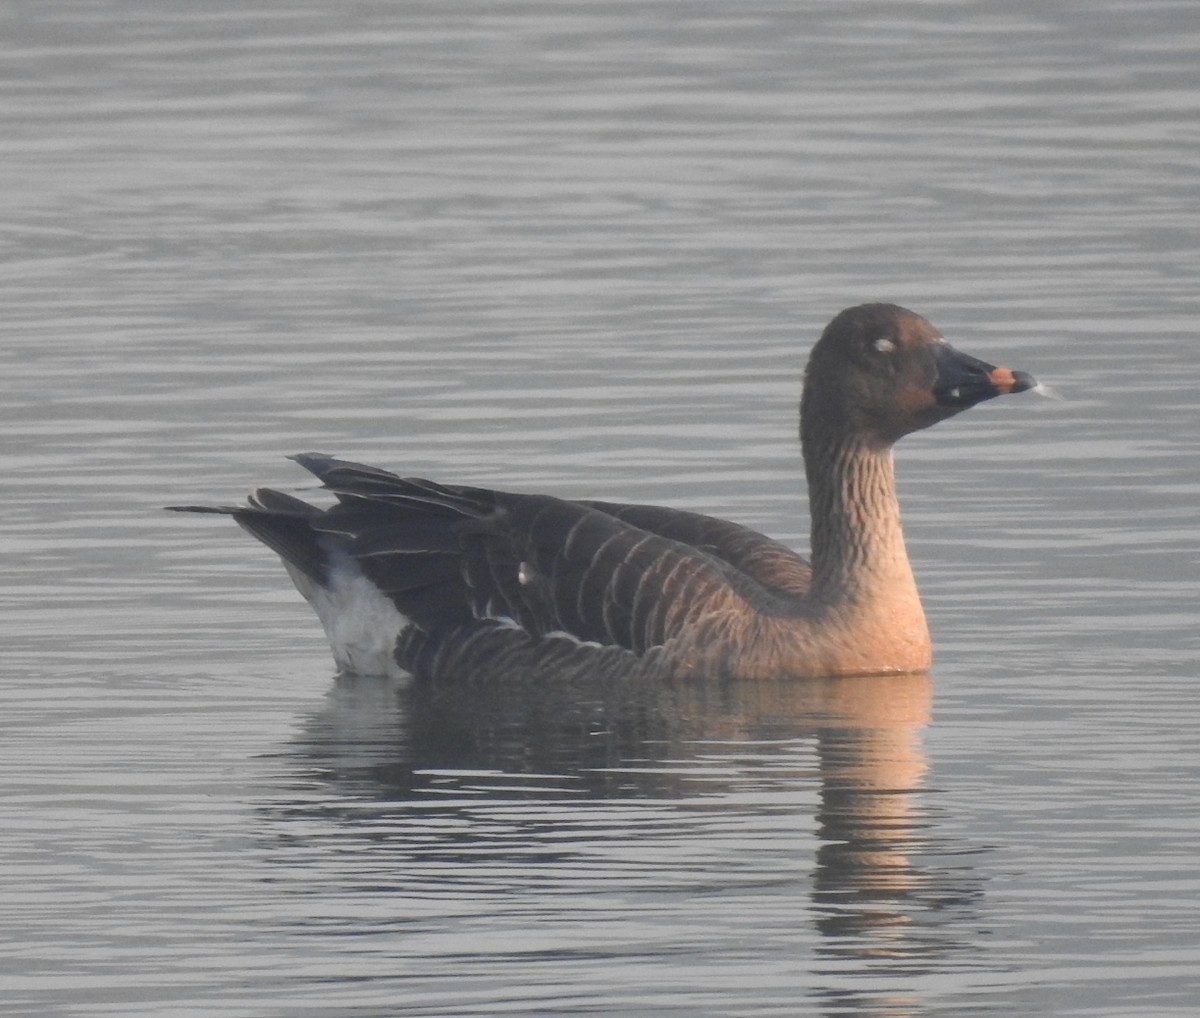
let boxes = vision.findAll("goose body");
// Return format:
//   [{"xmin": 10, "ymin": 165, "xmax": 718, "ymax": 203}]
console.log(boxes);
[{"xmin": 173, "ymin": 303, "xmax": 1034, "ymax": 681}]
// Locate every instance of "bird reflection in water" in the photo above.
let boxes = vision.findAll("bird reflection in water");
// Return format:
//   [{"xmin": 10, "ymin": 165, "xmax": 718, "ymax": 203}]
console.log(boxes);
[
  {"xmin": 808, "ymin": 674, "xmax": 937, "ymax": 952},
  {"xmin": 267, "ymin": 668, "xmax": 984, "ymax": 970}
]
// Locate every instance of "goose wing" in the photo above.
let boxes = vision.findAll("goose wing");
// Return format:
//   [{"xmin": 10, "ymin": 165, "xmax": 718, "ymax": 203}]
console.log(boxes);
[
  {"xmin": 579, "ymin": 500, "xmax": 811, "ymax": 599},
  {"xmin": 291, "ymin": 453, "xmax": 806, "ymax": 658}
]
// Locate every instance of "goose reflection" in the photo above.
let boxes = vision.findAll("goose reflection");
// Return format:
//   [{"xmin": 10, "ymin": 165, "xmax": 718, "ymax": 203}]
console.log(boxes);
[{"xmin": 267, "ymin": 668, "xmax": 983, "ymax": 974}]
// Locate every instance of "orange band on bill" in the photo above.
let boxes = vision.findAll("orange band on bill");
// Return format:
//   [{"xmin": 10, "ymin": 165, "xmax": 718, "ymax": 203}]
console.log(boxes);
[{"xmin": 987, "ymin": 366, "xmax": 1019, "ymax": 394}]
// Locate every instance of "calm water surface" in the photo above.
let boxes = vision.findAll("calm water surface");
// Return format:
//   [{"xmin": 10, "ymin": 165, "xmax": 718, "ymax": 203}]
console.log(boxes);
[{"xmin": 2, "ymin": 2, "xmax": 1198, "ymax": 1015}]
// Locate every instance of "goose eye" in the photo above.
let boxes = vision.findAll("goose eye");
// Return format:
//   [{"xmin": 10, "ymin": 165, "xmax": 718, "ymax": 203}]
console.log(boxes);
[{"xmin": 873, "ymin": 337, "xmax": 896, "ymax": 354}]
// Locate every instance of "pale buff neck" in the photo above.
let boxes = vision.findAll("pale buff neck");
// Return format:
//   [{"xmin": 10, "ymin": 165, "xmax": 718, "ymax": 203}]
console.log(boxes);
[{"xmin": 802, "ymin": 427, "xmax": 924, "ymax": 624}]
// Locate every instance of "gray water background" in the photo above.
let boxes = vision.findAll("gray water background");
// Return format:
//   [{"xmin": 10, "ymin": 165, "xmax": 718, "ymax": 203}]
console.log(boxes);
[{"xmin": 2, "ymin": 2, "xmax": 1198, "ymax": 1015}]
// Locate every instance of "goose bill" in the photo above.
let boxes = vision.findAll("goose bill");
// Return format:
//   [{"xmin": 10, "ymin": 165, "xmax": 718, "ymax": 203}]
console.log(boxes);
[{"xmin": 932, "ymin": 343, "xmax": 1036, "ymax": 408}]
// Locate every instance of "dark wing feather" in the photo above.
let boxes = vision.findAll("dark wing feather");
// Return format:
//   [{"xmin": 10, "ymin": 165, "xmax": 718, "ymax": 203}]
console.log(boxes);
[
  {"xmin": 167, "ymin": 489, "xmax": 331, "ymax": 585},
  {"xmin": 176, "ymin": 454, "xmax": 808, "ymax": 676},
  {"xmin": 286, "ymin": 454, "xmax": 487, "ymax": 628},
  {"xmin": 287, "ymin": 454, "xmax": 803, "ymax": 658},
  {"xmin": 580, "ymin": 500, "xmax": 812, "ymax": 597}
]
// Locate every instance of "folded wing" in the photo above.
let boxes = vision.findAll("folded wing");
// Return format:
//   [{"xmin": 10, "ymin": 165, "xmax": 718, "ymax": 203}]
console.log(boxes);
[{"xmin": 278, "ymin": 454, "xmax": 809, "ymax": 666}]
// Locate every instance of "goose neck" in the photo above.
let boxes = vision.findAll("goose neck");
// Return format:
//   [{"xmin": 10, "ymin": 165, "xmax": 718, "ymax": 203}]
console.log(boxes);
[{"xmin": 804, "ymin": 432, "xmax": 915, "ymax": 607}]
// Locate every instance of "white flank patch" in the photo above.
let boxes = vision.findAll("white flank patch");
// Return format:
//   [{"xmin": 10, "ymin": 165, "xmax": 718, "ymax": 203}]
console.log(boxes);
[{"xmin": 282, "ymin": 554, "xmax": 411, "ymax": 679}]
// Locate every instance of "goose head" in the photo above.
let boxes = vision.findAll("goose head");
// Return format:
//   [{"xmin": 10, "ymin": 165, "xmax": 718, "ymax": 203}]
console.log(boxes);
[{"xmin": 801, "ymin": 303, "xmax": 1036, "ymax": 448}]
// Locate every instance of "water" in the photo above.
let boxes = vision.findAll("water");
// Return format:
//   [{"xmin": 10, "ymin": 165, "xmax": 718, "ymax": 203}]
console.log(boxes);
[{"xmin": 2, "ymin": 1, "xmax": 1198, "ymax": 1015}]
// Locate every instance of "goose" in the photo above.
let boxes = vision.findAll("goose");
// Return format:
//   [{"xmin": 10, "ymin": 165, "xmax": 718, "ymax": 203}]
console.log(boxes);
[{"xmin": 171, "ymin": 303, "xmax": 1035, "ymax": 681}]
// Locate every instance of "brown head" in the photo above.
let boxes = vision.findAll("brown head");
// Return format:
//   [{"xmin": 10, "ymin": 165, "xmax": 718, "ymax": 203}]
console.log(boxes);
[{"xmin": 801, "ymin": 303, "xmax": 1035, "ymax": 449}]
